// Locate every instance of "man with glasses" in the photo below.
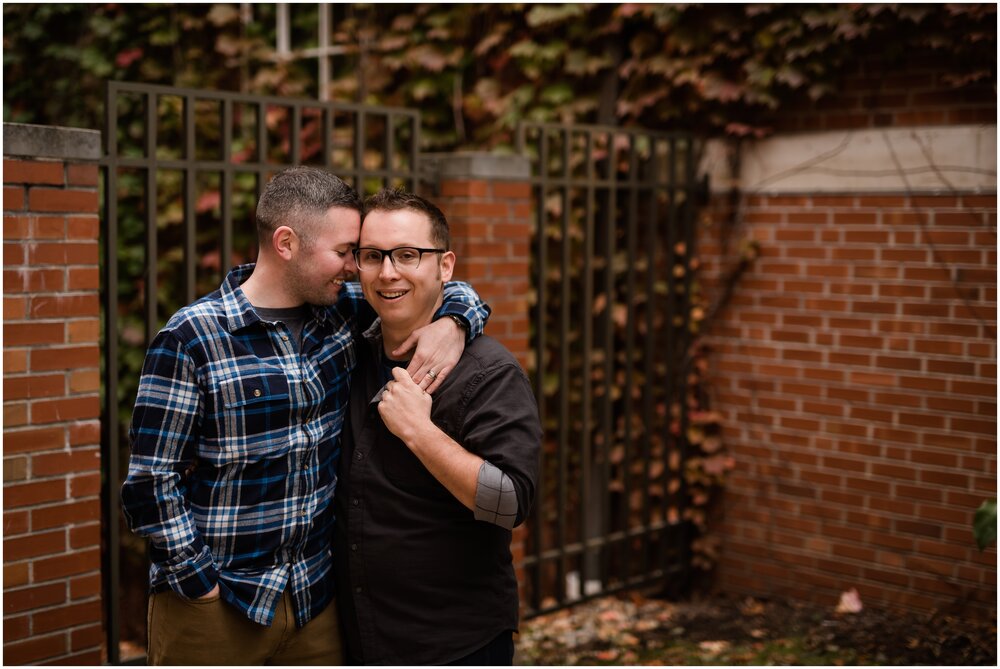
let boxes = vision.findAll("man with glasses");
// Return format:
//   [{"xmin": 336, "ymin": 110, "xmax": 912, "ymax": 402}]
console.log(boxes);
[
  {"xmin": 121, "ymin": 168, "xmax": 490, "ymax": 665},
  {"xmin": 333, "ymin": 188, "xmax": 541, "ymax": 665}
]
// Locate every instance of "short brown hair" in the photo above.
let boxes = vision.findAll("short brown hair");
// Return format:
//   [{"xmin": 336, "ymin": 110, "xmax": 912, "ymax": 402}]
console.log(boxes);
[{"xmin": 362, "ymin": 188, "xmax": 450, "ymax": 250}]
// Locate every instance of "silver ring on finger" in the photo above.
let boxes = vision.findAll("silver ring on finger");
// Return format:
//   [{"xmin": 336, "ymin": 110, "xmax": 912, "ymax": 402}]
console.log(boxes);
[{"xmin": 426, "ymin": 369, "xmax": 437, "ymax": 380}]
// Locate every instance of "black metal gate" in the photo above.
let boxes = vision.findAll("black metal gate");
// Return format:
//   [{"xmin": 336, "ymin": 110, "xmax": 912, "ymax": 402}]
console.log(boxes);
[
  {"xmin": 98, "ymin": 80, "xmax": 702, "ymax": 661},
  {"xmin": 516, "ymin": 122, "xmax": 701, "ymax": 616},
  {"xmin": 98, "ymin": 81, "xmax": 421, "ymax": 663}
]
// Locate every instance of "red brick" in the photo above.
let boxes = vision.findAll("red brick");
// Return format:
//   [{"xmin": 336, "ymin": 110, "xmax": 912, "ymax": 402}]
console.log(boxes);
[
  {"xmin": 4, "ymin": 214, "xmax": 30, "ymax": 239},
  {"xmin": 4, "ymin": 185, "xmax": 26, "ymax": 210},
  {"xmin": 33, "ymin": 548, "xmax": 101, "ymax": 582},
  {"xmin": 69, "ymin": 421, "xmax": 100, "ymax": 446},
  {"xmin": 28, "ymin": 188, "xmax": 98, "ymax": 213},
  {"xmin": 4, "ymin": 242, "xmax": 27, "ymax": 267},
  {"xmin": 69, "ymin": 522, "xmax": 101, "ymax": 549},
  {"xmin": 69, "ymin": 369, "xmax": 101, "ymax": 393},
  {"xmin": 4, "ymin": 426, "xmax": 65, "ymax": 454},
  {"xmin": 5, "ymin": 321, "xmax": 65, "ymax": 347},
  {"xmin": 4, "ymin": 509, "xmax": 30, "ymax": 536},
  {"xmin": 70, "ymin": 622, "xmax": 104, "ymax": 650},
  {"xmin": 3, "ymin": 581, "xmax": 68, "ymax": 614},
  {"xmin": 67, "ymin": 267, "xmax": 99, "ymax": 290},
  {"xmin": 5, "ymin": 401, "xmax": 29, "ymax": 427},
  {"xmin": 47, "ymin": 649, "xmax": 102, "ymax": 665},
  {"xmin": 4, "ymin": 614, "xmax": 31, "ymax": 642},
  {"xmin": 5, "ymin": 479, "xmax": 66, "ymax": 508},
  {"xmin": 29, "ymin": 294, "xmax": 99, "ymax": 319},
  {"xmin": 3, "ymin": 373, "xmax": 65, "ymax": 399},
  {"xmin": 2, "ymin": 631, "xmax": 68, "ymax": 665},
  {"xmin": 4, "ymin": 159, "xmax": 64, "ymax": 185},
  {"xmin": 31, "ymin": 499, "xmax": 101, "ymax": 531},
  {"xmin": 492, "ymin": 181, "xmax": 532, "ymax": 198},
  {"xmin": 438, "ymin": 180, "xmax": 489, "ymax": 197},
  {"xmin": 33, "ymin": 215, "xmax": 66, "ymax": 239},
  {"xmin": 67, "ymin": 164, "xmax": 99, "ymax": 187},
  {"xmin": 33, "ymin": 448, "xmax": 100, "ymax": 477},
  {"xmin": 4, "ymin": 267, "xmax": 66, "ymax": 292},
  {"xmin": 66, "ymin": 216, "xmax": 99, "ymax": 240},
  {"xmin": 32, "ymin": 396, "xmax": 100, "ymax": 425},
  {"xmin": 5, "ymin": 294, "xmax": 27, "ymax": 319},
  {"xmin": 33, "ymin": 599, "xmax": 102, "ymax": 635},
  {"xmin": 70, "ymin": 575, "xmax": 102, "ymax": 602},
  {"xmin": 27, "ymin": 241, "xmax": 98, "ymax": 266},
  {"xmin": 27, "ymin": 345, "xmax": 99, "ymax": 371}
]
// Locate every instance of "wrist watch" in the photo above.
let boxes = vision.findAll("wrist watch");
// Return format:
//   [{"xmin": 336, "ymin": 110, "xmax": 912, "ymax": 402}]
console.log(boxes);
[{"xmin": 446, "ymin": 314, "xmax": 468, "ymax": 330}]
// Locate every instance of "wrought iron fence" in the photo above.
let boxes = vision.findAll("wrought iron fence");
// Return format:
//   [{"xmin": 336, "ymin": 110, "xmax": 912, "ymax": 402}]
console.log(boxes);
[
  {"xmin": 98, "ymin": 80, "xmax": 421, "ymax": 664},
  {"xmin": 516, "ymin": 122, "xmax": 701, "ymax": 616}
]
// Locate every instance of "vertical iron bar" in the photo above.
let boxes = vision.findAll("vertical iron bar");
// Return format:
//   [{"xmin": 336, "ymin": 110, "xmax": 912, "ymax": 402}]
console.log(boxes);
[
  {"xmin": 580, "ymin": 130, "xmax": 595, "ymax": 593},
  {"xmin": 620, "ymin": 133, "xmax": 638, "ymax": 586},
  {"xmin": 641, "ymin": 138, "xmax": 658, "ymax": 576},
  {"xmin": 221, "ymin": 99, "xmax": 234, "ymax": 275},
  {"xmin": 291, "ymin": 104, "xmax": 302, "ymax": 165},
  {"xmin": 557, "ymin": 128, "xmax": 570, "ymax": 603},
  {"xmin": 678, "ymin": 139, "xmax": 698, "ymax": 581},
  {"xmin": 601, "ymin": 132, "xmax": 615, "ymax": 586},
  {"xmin": 385, "ymin": 114, "xmax": 395, "ymax": 188},
  {"xmin": 354, "ymin": 111, "xmax": 365, "ymax": 192},
  {"xmin": 409, "ymin": 114, "xmax": 419, "ymax": 192},
  {"xmin": 144, "ymin": 93, "xmax": 158, "ymax": 342},
  {"xmin": 184, "ymin": 95, "xmax": 197, "ymax": 304},
  {"xmin": 101, "ymin": 80, "xmax": 122, "ymax": 667},
  {"xmin": 257, "ymin": 101, "xmax": 268, "ymax": 165},
  {"xmin": 323, "ymin": 105, "xmax": 334, "ymax": 170},
  {"xmin": 664, "ymin": 138, "xmax": 678, "ymax": 547},
  {"xmin": 318, "ymin": 3, "xmax": 331, "ymax": 101},
  {"xmin": 533, "ymin": 128, "xmax": 548, "ymax": 610}
]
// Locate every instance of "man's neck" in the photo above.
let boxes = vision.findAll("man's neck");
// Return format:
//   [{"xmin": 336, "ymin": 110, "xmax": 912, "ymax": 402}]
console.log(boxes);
[{"xmin": 240, "ymin": 260, "xmax": 301, "ymax": 308}]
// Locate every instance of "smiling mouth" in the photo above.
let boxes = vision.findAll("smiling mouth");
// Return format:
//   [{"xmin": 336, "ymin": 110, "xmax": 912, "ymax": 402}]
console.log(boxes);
[{"xmin": 377, "ymin": 289, "xmax": 409, "ymax": 301}]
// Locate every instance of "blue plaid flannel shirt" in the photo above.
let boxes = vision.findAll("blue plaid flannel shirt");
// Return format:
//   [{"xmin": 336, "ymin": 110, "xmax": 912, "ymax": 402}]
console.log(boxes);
[{"xmin": 120, "ymin": 264, "xmax": 489, "ymax": 628}]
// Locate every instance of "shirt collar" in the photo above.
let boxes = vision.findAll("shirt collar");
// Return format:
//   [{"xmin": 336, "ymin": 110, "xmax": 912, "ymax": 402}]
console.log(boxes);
[{"xmin": 221, "ymin": 264, "xmax": 331, "ymax": 332}]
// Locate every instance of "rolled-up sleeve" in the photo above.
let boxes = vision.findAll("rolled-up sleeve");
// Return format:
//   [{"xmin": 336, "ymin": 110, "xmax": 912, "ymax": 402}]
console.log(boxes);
[{"xmin": 459, "ymin": 362, "xmax": 541, "ymax": 527}]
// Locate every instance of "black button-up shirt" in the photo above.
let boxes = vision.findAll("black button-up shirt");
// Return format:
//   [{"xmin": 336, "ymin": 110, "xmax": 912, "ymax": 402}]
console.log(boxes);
[{"xmin": 334, "ymin": 326, "xmax": 541, "ymax": 665}]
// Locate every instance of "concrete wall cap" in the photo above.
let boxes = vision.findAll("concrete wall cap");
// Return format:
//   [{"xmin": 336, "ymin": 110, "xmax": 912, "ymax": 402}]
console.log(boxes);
[
  {"xmin": 4, "ymin": 122, "xmax": 101, "ymax": 161},
  {"xmin": 700, "ymin": 124, "xmax": 997, "ymax": 195},
  {"xmin": 423, "ymin": 152, "xmax": 531, "ymax": 180}
]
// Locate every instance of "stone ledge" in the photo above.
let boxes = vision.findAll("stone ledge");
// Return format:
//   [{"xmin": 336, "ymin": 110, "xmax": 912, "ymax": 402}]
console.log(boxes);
[
  {"xmin": 700, "ymin": 124, "xmax": 997, "ymax": 195},
  {"xmin": 4, "ymin": 123, "xmax": 101, "ymax": 162},
  {"xmin": 423, "ymin": 152, "xmax": 531, "ymax": 181}
]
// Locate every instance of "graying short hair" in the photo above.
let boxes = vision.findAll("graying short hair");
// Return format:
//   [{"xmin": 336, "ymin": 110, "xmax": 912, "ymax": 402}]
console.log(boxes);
[{"xmin": 255, "ymin": 167, "xmax": 362, "ymax": 246}]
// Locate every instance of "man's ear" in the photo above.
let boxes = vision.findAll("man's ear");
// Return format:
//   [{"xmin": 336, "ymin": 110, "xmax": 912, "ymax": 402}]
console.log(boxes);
[
  {"xmin": 272, "ymin": 225, "xmax": 298, "ymax": 261},
  {"xmin": 439, "ymin": 251, "xmax": 456, "ymax": 283}
]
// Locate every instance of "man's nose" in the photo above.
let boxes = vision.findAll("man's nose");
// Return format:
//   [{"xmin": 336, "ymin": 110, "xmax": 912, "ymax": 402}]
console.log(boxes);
[{"xmin": 378, "ymin": 254, "xmax": 400, "ymax": 279}]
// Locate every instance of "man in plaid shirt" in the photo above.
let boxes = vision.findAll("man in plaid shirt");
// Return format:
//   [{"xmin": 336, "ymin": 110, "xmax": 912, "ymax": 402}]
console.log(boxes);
[{"xmin": 121, "ymin": 167, "xmax": 490, "ymax": 665}]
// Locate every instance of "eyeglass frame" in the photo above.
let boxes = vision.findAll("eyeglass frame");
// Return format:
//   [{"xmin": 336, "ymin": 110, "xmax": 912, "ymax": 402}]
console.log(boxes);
[{"xmin": 352, "ymin": 245, "xmax": 448, "ymax": 272}]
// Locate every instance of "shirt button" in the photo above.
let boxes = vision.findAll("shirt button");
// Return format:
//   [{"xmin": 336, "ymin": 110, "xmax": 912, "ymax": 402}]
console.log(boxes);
[
  {"xmin": 355, "ymin": 452, "xmax": 363, "ymax": 461},
  {"xmin": 253, "ymin": 389, "xmax": 262, "ymax": 397},
  {"xmin": 355, "ymin": 587, "xmax": 362, "ymax": 594},
  {"xmin": 282, "ymin": 336, "xmax": 289, "ymax": 342},
  {"xmin": 352, "ymin": 498, "xmax": 359, "ymax": 506},
  {"xmin": 351, "ymin": 543, "xmax": 358, "ymax": 551}
]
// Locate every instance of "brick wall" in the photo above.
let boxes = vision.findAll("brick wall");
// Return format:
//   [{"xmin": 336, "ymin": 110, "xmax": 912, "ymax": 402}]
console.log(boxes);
[
  {"xmin": 699, "ymin": 190, "xmax": 997, "ymax": 615},
  {"xmin": 4, "ymin": 125, "xmax": 104, "ymax": 665}
]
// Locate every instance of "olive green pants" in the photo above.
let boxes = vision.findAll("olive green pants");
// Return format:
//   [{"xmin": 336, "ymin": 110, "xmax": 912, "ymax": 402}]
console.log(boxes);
[{"xmin": 147, "ymin": 588, "xmax": 342, "ymax": 665}]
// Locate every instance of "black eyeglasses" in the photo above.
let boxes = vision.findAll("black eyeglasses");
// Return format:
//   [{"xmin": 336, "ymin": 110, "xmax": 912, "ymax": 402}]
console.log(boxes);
[{"xmin": 353, "ymin": 246, "xmax": 447, "ymax": 272}]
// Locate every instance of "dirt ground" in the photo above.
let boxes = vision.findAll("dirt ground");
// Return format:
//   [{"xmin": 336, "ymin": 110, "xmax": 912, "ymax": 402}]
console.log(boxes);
[{"xmin": 515, "ymin": 592, "xmax": 997, "ymax": 665}]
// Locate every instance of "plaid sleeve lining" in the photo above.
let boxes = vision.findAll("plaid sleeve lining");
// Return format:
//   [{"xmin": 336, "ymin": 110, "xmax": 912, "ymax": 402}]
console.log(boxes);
[{"xmin": 474, "ymin": 460, "xmax": 518, "ymax": 530}]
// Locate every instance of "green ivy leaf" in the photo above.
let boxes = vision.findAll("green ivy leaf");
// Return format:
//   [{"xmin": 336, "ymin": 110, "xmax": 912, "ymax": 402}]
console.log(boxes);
[{"xmin": 974, "ymin": 499, "xmax": 997, "ymax": 551}]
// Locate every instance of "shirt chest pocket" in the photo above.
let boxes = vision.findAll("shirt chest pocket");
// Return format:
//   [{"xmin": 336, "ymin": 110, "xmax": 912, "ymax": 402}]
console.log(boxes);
[{"xmin": 211, "ymin": 373, "xmax": 293, "ymax": 459}]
